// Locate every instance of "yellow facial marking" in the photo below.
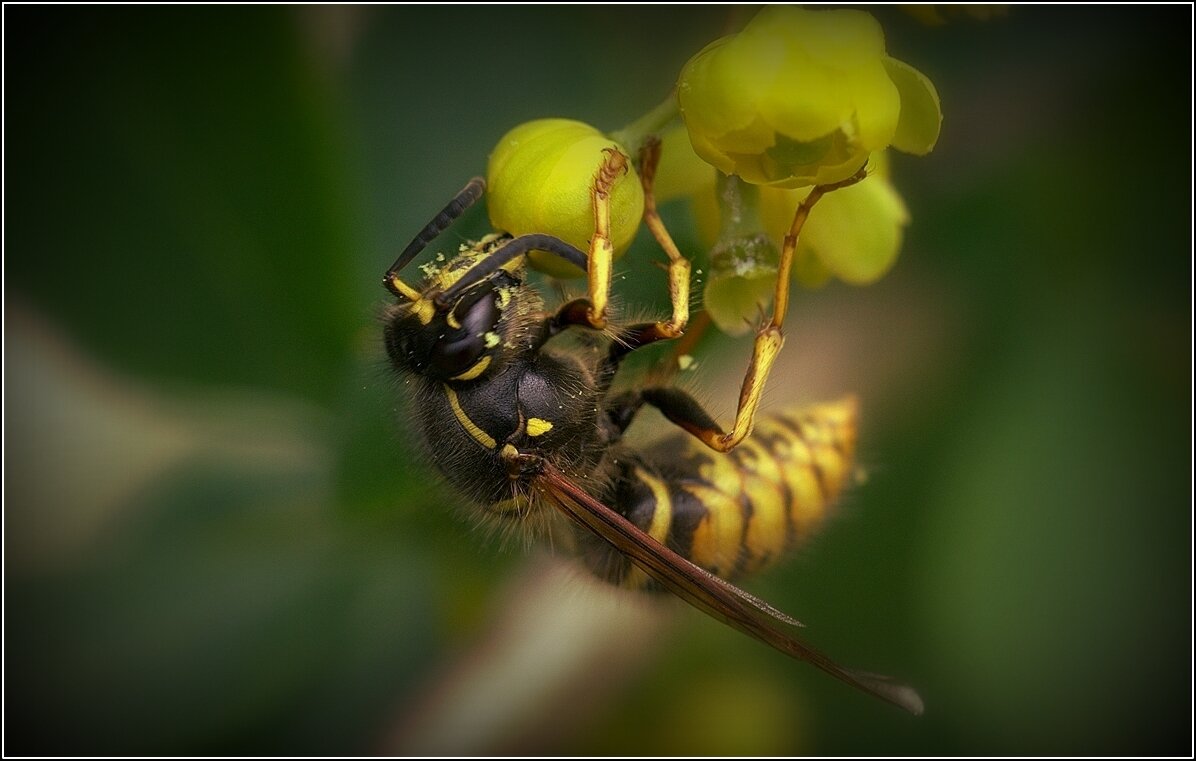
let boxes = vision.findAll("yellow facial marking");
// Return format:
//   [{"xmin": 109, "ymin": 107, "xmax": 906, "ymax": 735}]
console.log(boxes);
[
  {"xmin": 444, "ymin": 384, "xmax": 496, "ymax": 449},
  {"xmin": 446, "ymin": 309, "xmax": 462, "ymax": 329},
  {"xmin": 409, "ymin": 297, "xmax": 435, "ymax": 326},
  {"xmin": 449, "ymin": 354, "xmax": 491, "ymax": 382},
  {"xmin": 501, "ymin": 444, "xmax": 519, "ymax": 460},
  {"xmin": 526, "ymin": 418, "xmax": 554, "ymax": 437}
]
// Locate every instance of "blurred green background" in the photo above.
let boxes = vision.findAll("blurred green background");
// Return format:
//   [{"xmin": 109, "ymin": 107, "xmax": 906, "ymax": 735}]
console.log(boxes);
[{"xmin": 5, "ymin": 5, "xmax": 1191, "ymax": 756}]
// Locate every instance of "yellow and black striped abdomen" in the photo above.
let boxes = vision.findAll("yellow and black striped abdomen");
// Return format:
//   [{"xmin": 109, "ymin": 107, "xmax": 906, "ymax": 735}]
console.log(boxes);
[{"xmin": 591, "ymin": 396, "xmax": 859, "ymax": 589}]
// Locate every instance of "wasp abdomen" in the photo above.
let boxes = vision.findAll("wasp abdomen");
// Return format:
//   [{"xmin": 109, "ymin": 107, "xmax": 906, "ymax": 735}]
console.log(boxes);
[{"xmin": 593, "ymin": 396, "xmax": 859, "ymax": 588}]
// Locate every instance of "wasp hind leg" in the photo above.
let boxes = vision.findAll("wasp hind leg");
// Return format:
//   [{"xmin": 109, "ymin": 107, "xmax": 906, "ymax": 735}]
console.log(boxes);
[
  {"xmin": 691, "ymin": 165, "xmax": 869, "ymax": 452},
  {"xmin": 602, "ymin": 386, "xmax": 731, "ymax": 450},
  {"xmin": 612, "ymin": 165, "xmax": 870, "ymax": 453}
]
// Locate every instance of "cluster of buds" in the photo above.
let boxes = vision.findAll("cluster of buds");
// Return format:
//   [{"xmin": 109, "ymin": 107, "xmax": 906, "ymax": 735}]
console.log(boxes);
[{"xmin": 480, "ymin": 5, "xmax": 942, "ymax": 332}]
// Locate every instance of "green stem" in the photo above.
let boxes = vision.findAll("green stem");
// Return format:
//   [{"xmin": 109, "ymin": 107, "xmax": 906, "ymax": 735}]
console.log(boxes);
[{"xmin": 609, "ymin": 91, "xmax": 680, "ymax": 156}]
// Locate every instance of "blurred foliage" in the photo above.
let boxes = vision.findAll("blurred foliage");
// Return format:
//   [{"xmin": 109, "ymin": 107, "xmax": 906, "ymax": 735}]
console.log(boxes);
[{"xmin": 4, "ymin": 5, "xmax": 1191, "ymax": 756}]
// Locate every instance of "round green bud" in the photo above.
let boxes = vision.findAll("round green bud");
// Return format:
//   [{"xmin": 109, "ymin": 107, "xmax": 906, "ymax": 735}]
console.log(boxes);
[{"xmin": 487, "ymin": 119, "xmax": 645, "ymax": 278}]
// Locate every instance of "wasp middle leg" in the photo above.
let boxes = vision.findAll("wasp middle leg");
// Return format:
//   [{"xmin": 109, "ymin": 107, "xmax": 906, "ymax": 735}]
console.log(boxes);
[{"xmin": 600, "ymin": 165, "xmax": 869, "ymax": 453}]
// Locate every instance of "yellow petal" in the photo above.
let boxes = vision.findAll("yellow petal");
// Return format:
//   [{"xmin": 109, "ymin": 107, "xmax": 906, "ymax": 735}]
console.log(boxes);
[
  {"xmin": 715, "ymin": 115, "xmax": 779, "ymax": 156},
  {"xmin": 540, "ymin": 133, "xmax": 643, "ymax": 253},
  {"xmin": 678, "ymin": 36, "xmax": 771, "ymax": 138},
  {"xmin": 759, "ymin": 47, "xmax": 847, "ymax": 143},
  {"xmin": 675, "ymin": 6, "xmax": 941, "ymax": 191},
  {"xmin": 884, "ymin": 56, "xmax": 943, "ymax": 155},
  {"xmin": 685, "ymin": 117, "xmax": 738, "ymax": 176},
  {"xmin": 488, "ymin": 119, "xmax": 593, "ymax": 241},
  {"xmin": 843, "ymin": 60, "xmax": 902, "ymax": 152},
  {"xmin": 783, "ymin": 7, "xmax": 887, "ymax": 67},
  {"xmin": 800, "ymin": 173, "xmax": 909, "ymax": 284}
]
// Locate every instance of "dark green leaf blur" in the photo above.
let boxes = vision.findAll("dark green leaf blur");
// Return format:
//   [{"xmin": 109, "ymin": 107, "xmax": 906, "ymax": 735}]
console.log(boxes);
[{"xmin": 5, "ymin": 5, "xmax": 1190, "ymax": 756}]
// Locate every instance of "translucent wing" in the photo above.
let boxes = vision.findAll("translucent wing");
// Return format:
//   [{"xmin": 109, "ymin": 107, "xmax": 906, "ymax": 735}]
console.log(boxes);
[{"xmin": 535, "ymin": 460, "xmax": 924, "ymax": 716}]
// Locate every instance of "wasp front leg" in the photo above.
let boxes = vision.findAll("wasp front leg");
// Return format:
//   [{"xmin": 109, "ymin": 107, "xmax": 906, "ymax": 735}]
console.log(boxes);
[{"xmin": 550, "ymin": 146, "xmax": 633, "ymax": 332}]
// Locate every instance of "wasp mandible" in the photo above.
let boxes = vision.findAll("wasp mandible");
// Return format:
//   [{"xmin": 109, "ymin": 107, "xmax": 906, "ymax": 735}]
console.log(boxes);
[{"xmin": 381, "ymin": 139, "xmax": 922, "ymax": 715}]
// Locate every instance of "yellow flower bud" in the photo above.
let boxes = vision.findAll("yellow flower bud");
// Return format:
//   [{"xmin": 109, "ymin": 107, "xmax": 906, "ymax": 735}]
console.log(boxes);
[
  {"xmin": 487, "ymin": 118, "xmax": 645, "ymax": 278},
  {"xmin": 677, "ymin": 6, "xmax": 942, "ymax": 188}
]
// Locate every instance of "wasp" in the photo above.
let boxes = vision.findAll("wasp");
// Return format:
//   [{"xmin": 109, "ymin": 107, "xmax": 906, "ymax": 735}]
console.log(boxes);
[{"xmin": 380, "ymin": 140, "xmax": 923, "ymax": 715}]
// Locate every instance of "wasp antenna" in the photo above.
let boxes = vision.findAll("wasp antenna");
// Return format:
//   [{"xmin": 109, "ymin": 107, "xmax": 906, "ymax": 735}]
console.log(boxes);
[
  {"xmin": 384, "ymin": 177, "xmax": 486, "ymax": 289},
  {"xmin": 436, "ymin": 234, "xmax": 588, "ymax": 307}
]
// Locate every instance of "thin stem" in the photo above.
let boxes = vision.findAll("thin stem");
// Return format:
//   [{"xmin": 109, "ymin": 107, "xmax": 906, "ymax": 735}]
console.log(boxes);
[{"xmin": 609, "ymin": 91, "xmax": 680, "ymax": 157}]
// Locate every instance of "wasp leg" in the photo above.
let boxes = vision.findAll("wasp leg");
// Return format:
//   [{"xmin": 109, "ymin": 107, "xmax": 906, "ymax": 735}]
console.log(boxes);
[
  {"xmin": 598, "ymin": 164, "xmax": 869, "ymax": 451},
  {"xmin": 534, "ymin": 146, "xmax": 633, "ymax": 335},
  {"xmin": 540, "ymin": 140, "xmax": 692, "ymax": 350},
  {"xmin": 598, "ymin": 390, "xmax": 642, "ymax": 436},
  {"xmin": 687, "ymin": 165, "xmax": 870, "ymax": 453},
  {"xmin": 638, "ymin": 136, "xmax": 692, "ymax": 340},
  {"xmin": 602, "ymin": 137, "xmax": 696, "ymax": 367},
  {"xmin": 601, "ymin": 386, "xmax": 733, "ymax": 450},
  {"xmin": 384, "ymin": 177, "xmax": 486, "ymax": 299},
  {"xmin": 583, "ymin": 146, "xmax": 629, "ymax": 329}
]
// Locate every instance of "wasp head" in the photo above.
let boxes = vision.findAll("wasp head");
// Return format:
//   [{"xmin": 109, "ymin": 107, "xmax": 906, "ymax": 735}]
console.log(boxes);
[{"xmin": 383, "ymin": 237, "xmax": 541, "ymax": 382}]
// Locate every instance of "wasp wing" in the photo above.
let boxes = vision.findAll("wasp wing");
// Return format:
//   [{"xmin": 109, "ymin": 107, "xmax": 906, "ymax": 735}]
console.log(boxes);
[{"xmin": 536, "ymin": 461, "xmax": 924, "ymax": 716}]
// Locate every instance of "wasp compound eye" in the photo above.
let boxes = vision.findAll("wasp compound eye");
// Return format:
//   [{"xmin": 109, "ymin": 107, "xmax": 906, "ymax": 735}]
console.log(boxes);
[{"xmin": 426, "ymin": 286, "xmax": 501, "ymax": 379}]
